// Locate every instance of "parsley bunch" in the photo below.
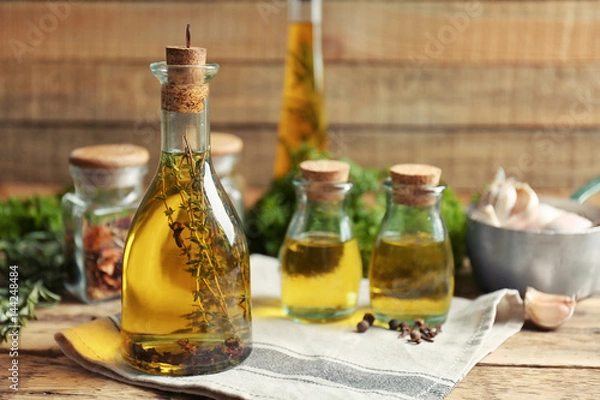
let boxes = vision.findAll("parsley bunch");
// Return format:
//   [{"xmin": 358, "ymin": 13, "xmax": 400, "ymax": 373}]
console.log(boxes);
[{"xmin": 0, "ymin": 195, "xmax": 65, "ymax": 342}]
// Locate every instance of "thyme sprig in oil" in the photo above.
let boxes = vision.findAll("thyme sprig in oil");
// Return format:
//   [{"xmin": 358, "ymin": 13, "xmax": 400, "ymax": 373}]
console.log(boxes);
[{"xmin": 156, "ymin": 136, "xmax": 244, "ymax": 335}]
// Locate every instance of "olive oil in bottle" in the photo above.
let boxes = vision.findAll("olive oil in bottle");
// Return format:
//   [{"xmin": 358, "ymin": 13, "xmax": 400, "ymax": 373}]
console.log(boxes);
[
  {"xmin": 369, "ymin": 233, "xmax": 453, "ymax": 323},
  {"xmin": 120, "ymin": 38, "xmax": 251, "ymax": 376},
  {"xmin": 281, "ymin": 233, "xmax": 362, "ymax": 319},
  {"xmin": 273, "ymin": 0, "xmax": 327, "ymax": 178},
  {"xmin": 121, "ymin": 152, "xmax": 251, "ymax": 375},
  {"xmin": 280, "ymin": 160, "xmax": 362, "ymax": 322},
  {"xmin": 369, "ymin": 164, "xmax": 454, "ymax": 325}
]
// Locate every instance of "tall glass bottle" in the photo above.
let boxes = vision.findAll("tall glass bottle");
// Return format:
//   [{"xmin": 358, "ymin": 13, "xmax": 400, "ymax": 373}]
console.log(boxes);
[
  {"xmin": 369, "ymin": 164, "xmax": 454, "ymax": 325},
  {"xmin": 273, "ymin": 0, "xmax": 327, "ymax": 178},
  {"xmin": 280, "ymin": 160, "xmax": 362, "ymax": 322},
  {"xmin": 121, "ymin": 43, "xmax": 252, "ymax": 375}
]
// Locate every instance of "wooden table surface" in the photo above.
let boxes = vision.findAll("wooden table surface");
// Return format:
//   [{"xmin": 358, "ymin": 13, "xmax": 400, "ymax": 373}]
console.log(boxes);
[
  {"xmin": 1, "ymin": 184, "xmax": 600, "ymax": 399},
  {"xmin": 3, "ymin": 284, "xmax": 599, "ymax": 399}
]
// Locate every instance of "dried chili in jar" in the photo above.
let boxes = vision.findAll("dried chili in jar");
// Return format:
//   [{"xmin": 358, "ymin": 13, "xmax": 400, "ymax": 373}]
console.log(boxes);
[{"xmin": 62, "ymin": 144, "xmax": 149, "ymax": 302}]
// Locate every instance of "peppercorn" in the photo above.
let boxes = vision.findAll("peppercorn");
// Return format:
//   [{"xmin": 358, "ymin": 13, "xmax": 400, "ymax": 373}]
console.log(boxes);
[
  {"xmin": 388, "ymin": 319, "xmax": 400, "ymax": 330},
  {"xmin": 421, "ymin": 335, "xmax": 434, "ymax": 343},
  {"xmin": 357, "ymin": 320, "xmax": 370, "ymax": 333},
  {"xmin": 414, "ymin": 318, "xmax": 425, "ymax": 328},
  {"xmin": 408, "ymin": 329, "xmax": 422, "ymax": 344},
  {"xmin": 363, "ymin": 313, "xmax": 375, "ymax": 326}
]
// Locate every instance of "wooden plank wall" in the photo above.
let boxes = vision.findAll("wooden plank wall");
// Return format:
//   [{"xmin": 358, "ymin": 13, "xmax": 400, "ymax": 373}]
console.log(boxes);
[{"xmin": 1, "ymin": 0, "xmax": 600, "ymax": 192}]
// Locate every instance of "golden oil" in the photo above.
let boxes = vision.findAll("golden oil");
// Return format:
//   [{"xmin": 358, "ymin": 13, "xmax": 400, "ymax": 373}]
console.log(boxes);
[
  {"xmin": 273, "ymin": 20, "xmax": 327, "ymax": 178},
  {"xmin": 281, "ymin": 232, "xmax": 362, "ymax": 321},
  {"xmin": 369, "ymin": 232, "xmax": 454, "ymax": 325},
  {"xmin": 121, "ymin": 152, "xmax": 251, "ymax": 375}
]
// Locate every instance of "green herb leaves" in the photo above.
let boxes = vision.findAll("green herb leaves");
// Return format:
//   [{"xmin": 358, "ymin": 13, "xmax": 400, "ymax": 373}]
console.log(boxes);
[{"xmin": 0, "ymin": 194, "xmax": 65, "ymax": 343}]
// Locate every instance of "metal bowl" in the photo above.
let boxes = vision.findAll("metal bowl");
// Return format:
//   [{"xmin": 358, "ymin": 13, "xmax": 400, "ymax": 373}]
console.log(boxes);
[{"xmin": 466, "ymin": 179, "xmax": 600, "ymax": 299}]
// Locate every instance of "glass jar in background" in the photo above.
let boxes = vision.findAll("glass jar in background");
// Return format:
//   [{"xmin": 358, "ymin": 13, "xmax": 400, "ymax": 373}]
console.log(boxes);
[
  {"xmin": 369, "ymin": 164, "xmax": 454, "ymax": 325},
  {"xmin": 211, "ymin": 132, "xmax": 245, "ymax": 220},
  {"xmin": 62, "ymin": 144, "xmax": 149, "ymax": 303},
  {"xmin": 280, "ymin": 160, "xmax": 363, "ymax": 322}
]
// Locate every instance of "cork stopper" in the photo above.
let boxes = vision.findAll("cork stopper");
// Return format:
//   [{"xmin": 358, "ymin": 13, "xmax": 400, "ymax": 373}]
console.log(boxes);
[
  {"xmin": 166, "ymin": 47, "xmax": 206, "ymax": 66},
  {"xmin": 211, "ymin": 132, "xmax": 244, "ymax": 156},
  {"xmin": 300, "ymin": 160, "xmax": 350, "ymax": 183},
  {"xmin": 162, "ymin": 24, "xmax": 209, "ymax": 113},
  {"xmin": 389, "ymin": 163, "xmax": 442, "ymax": 206},
  {"xmin": 69, "ymin": 144, "xmax": 150, "ymax": 169},
  {"xmin": 300, "ymin": 160, "xmax": 350, "ymax": 201},
  {"xmin": 390, "ymin": 164, "xmax": 441, "ymax": 186}
]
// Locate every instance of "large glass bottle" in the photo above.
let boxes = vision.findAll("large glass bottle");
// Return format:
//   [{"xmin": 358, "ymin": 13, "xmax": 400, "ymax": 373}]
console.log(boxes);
[
  {"xmin": 369, "ymin": 164, "xmax": 454, "ymax": 325},
  {"xmin": 121, "ymin": 44, "xmax": 252, "ymax": 375},
  {"xmin": 273, "ymin": 0, "xmax": 327, "ymax": 178},
  {"xmin": 280, "ymin": 160, "xmax": 362, "ymax": 322}
]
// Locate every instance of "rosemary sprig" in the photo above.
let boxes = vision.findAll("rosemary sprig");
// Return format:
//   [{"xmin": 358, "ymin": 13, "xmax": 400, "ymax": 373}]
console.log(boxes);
[
  {"xmin": 0, "ymin": 280, "xmax": 60, "ymax": 341},
  {"xmin": 0, "ymin": 195, "xmax": 65, "ymax": 343}
]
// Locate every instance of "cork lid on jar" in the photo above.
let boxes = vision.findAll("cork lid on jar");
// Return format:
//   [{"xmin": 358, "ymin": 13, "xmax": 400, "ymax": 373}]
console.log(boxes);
[
  {"xmin": 299, "ymin": 160, "xmax": 351, "ymax": 202},
  {"xmin": 69, "ymin": 144, "xmax": 150, "ymax": 170},
  {"xmin": 390, "ymin": 164, "xmax": 441, "ymax": 186},
  {"xmin": 211, "ymin": 132, "xmax": 244, "ymax": 156},
  {"xmin": 389, "ymin": 163, "xmax": 442, "ymax": 206},
  {"xmin": 299, "ymin": 160, "xmax": 350, "ymax": 183}
]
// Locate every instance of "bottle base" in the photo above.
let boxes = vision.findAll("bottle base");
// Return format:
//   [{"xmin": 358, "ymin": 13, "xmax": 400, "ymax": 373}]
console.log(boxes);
[
  {"xmin": 373, "ymin": 311, "xmax": 448, "ymax": 326},
  {"xmin": 121, "ymin": 333, "xmax": 252, "ymax": 376},
  {"xmin": 283, "ymin": 306, "xmax": 356, "ymax": 323}
]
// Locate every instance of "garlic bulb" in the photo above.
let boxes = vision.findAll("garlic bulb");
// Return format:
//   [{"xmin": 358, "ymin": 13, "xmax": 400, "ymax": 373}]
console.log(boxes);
[
  {"xmin": 471, "ymin": 168, "xmax": 593, "ymax": 232},
  {"xmin": 524, "ymin": 287, "xmax": 576, "ymax": 329}
]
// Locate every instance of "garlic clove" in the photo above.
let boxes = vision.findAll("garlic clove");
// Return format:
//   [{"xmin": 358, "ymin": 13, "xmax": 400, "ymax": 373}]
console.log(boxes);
[
  {"xmin": 470, "ymin": 204, "xmax": 502, "ymax": 227},
  {"xmin": 504, "ymin": 183, "xmax": 540, "ymax": 229},
  {"xmin": 524, "ymin": 286, "xmax": 576, "ymax": 330},
  {"xmin": 533, "ymin": 203, "xmax": 565, "ymax": 229},
  {"xmin": 542, "ymin": 212, "xmax": 593, "ymax": 233},
  {"xmin": 493, "ymin": 182, "xmax": 518, "ymax": 223}
]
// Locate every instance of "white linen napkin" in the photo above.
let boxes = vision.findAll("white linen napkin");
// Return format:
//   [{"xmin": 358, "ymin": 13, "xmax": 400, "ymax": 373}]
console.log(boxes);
[{"xmin": 55, "ymin": 254, "xmax": 524, "ymax": 399}]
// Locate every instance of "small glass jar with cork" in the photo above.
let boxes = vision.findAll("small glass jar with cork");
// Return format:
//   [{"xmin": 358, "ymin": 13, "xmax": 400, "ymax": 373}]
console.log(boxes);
[
  {"xmin": 62, "ymin": 144, "xmax": 149, "ymax": 303},
  {"xmin": 368, "ymin": 164, "xmax": 454, "ymax": 325},
  {"xmin": 280, "ymin": 160, "xmax": 363, "ymax": 322}
]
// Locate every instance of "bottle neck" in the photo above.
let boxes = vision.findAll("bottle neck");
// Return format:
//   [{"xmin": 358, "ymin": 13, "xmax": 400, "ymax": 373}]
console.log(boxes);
[
  {"xmin": 150, "ymin": 61, "xmax": 219, "ymax": 154},
  {"xmin": 289, "ymin": 179, "xmax": 354, "ymax": 241},
  {"xmin": 161, "ymin": 109, "xmax": 209, "ymax": 154},
  {"xmin": 287, "ymin": 0, "xmax": 323, "ymax": 94},
  {"xmin": 381, "ymin": 180, "xmax": 447, "ymax": 239},
  {"xmin": 289, "ymin": 0, "xmax": 321, "ymax": 23}
]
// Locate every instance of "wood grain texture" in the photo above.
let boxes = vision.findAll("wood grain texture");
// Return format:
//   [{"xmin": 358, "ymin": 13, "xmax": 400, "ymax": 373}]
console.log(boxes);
[
  {"xmin": 447, "ymin": 365, "xmax": 600, "ymax": 400},
  {"xmin": 2, "ymin": 1, "xmax": 600, "ymax": 63},
  {"xmin": 2, "ymin": 0, "xmax": 600, "ymax": 190},
  {"xmin": 4, "ymin": 291, "xmax": 598, "ymax": 399},
  {"xmin": 0, "ymin": 354, "xmax": 202, "ymax": 399},
  {"xmin": 479, "ymin": 298, "xmax": 600, "ymax": 368},
  {"xmin": 2, "ymin": 353, "xmax": 597, "ymax": 399},
  {"xmin": 3, "ymin": 124, "xmax": 598, "ymax": 191},
  {"xmin": 4, "ymin": 62, "xmax": 600, "ymax": 127}
]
